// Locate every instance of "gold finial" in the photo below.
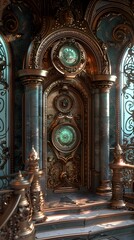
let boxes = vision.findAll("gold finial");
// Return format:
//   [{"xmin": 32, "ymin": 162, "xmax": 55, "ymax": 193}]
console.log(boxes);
[{"xmin": 29, "ymin": 146, "xmax": 39, "ymax": 161}]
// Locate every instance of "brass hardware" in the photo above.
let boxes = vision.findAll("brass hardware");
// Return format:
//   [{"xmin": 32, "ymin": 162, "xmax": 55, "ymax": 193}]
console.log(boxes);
[
  {"xmin": 27, "ymin": 147, "xmax": 46, "ymax": 222},
  {"xmin": 10, "ymin": 171, "xmax": 35, "ymax": 239},
  {"xmin": 110, "ymin": 144, "xmax": 126, "ymax": 209}
]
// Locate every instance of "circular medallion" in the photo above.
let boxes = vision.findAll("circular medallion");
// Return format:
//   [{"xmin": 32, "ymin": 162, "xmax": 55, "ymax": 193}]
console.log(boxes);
[
  {"xmin": 54, "ymin": 94, "xmax": 74, "ymax": 113},
  {"xmin": 59, "ymin": 45, "xmax": 80, "ymax": 67},
  {"xmin": 52, "ymin": 124, "xmax": 81, "ymax": 153},
  {"xmin": 51, "ymin": 39, "xmax": 86, "ymax": 77}
]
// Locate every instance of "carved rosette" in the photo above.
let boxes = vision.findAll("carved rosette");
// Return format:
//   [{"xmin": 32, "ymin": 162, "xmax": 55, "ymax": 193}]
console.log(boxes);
[{"xmin": 54, "ymin": 91, "xmax": 74, "ymax": 113}]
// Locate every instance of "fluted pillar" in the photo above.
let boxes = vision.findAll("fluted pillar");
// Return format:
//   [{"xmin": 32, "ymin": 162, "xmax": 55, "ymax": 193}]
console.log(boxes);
[
  {"xmin": 93, "ymin": 74, "xmax": 116, "ymax": 195},
  {"xmin": 18, "ymin": 69, "xmax": 48, "ymax": 168}
]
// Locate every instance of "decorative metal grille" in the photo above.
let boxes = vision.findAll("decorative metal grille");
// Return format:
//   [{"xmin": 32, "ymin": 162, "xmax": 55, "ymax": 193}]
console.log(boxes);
[
  {"xmin": 0, "ymin": 36, "xmax": 10, "ymax": 178},
  {"xmin": 121, "ymin": 44, "xmax": 134, "ymax": 164}
]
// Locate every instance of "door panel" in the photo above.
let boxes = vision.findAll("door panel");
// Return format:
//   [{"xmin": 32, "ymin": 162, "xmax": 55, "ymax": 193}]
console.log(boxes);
[{"xmin": 44, "ymin": 82, "xmax": 90, "ymax": 192}]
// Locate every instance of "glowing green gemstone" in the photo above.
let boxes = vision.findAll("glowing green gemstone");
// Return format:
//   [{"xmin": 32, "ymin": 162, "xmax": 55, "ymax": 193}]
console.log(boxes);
[
  {"xmin": 55, "ymin": 125, "xmax": 74, "ymax": 146},
  {"xmin": 59, "ymin": 45, "xmax": 80, "ymax": 67}
]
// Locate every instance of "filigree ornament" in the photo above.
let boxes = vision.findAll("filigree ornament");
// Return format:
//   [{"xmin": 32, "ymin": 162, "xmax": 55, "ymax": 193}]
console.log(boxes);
[
  {"xmin": 122, "ymin": 168, "xmax": 134, "ymax": 189},
  {"xmin": 0, "ymin": 55, "xmax": 8, "ymax": 90},
  {"xmin": 123, "ymin": 45, "xmax": 134, "ymax": 82},
  {"xmin": 121, "ymin": 45, "xmax": 134, "ymax": 149},
  {"xmin": 122, "ymin": 137, "xmax": 134, "ymax": 164},
  {"xmin": 47, "ymin": 156, "xmax": 80, "ymax": 189},
  {"xmin": 47, "ymin": 158, "xmax": 62, "ymax": 189},
  {"xmin": 0, "ymin": 141, "xmax": 10, "ymax": 170}
]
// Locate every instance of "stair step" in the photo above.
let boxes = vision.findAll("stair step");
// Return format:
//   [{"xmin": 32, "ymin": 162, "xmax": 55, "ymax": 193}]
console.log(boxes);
[
  {"xmin": 45, "ymin": 199, "xmax": 110, "ymax": 215},
  {"xmin": 35, "ymin": 208, "xmax": 134, "ymax": 239},
  {"xmin": 36, "ymin": 209, "xmax": 134, "ymax": 231},
  {"xmin": 35, "ymin": 192, "xmax": 134, "ymax": 239},
  {"xmin": 35, "ymin": 219, "xmax": 134, "ymax": 240}
]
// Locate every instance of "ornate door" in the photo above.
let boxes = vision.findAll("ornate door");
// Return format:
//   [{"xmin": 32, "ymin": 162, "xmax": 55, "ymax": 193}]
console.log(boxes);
[{"xmin": 44, "ymin": 79, "xmax": 91, "ymax": 193}]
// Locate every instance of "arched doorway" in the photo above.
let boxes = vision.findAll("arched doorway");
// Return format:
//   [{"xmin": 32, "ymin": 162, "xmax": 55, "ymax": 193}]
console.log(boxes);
[
  {"xmin": 43, "ymin": 76, "xmax": 91, "ymax": 192},
  {"xmin": 19, "ymin": 15, "xmax": 115, "ymax": 195}
]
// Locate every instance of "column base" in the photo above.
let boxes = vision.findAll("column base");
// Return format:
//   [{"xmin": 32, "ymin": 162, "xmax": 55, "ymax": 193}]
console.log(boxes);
[
  {"xmin": 111, "ymin": 199, "xmax": 126, "ymax": 209},
  {"xmin": 96, "ymin": 180, "xmax": 112, "ymax": 196},
  {"xmin": 91, "ymin": 170, "xmax": 100, "ymax": 193}
]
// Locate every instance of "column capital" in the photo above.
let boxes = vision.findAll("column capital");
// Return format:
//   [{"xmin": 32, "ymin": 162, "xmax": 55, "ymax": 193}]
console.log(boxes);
[
  {"xmin": 18, "ymin": 69, "xmax": 48, "ymax": 85},
  {"xmin": 92, "ymin": 74, "xmax": 117, "ymax": 92}
]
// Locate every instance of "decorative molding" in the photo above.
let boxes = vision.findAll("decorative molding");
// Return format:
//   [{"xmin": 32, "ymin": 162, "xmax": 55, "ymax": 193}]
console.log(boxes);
[
  {"xmin": 92, "ymin": 74, "xmax": 116, "ymax": 92},
  {"xmin": 18, "ymin": 69, "xmax": 48, "ymax": 85},
  {"xmin": 25, "ymin": 29, "xmax": 107, "ymax": 76}
]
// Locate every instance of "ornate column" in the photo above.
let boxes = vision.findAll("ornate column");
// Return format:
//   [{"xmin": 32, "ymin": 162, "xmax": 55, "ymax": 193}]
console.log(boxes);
[
  {"xmin": 18, "ymin": 69, "xmax": 48, "ymax": 168},
  {"xmin": 91, "ymin": 87, "xmax": 100, "ymax": 192},
  {"xmin": 93, "ymin": 74, "xmax": 116, "ymax": 195}
]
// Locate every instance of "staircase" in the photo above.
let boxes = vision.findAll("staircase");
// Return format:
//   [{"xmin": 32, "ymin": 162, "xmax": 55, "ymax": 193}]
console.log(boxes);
[{"xmin": 35, "ymin": 192, "xmax": 134, "ymax": 240}]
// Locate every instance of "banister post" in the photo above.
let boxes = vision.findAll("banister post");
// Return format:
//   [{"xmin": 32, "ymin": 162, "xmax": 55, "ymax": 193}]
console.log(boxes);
[
  {"xmin": 110, "ymin": 144, "xmax": 126, "ymax": 209},
  {"xmin": 26, "ymin": 146, "xmax": 46, "ymax": 223},
  {"xmin": 10, "ymin": 171, "xmax": 35, "ymax": 240}
]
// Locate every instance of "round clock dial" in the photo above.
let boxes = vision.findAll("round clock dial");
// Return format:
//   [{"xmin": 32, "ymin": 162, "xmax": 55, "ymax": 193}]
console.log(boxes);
[
  {"xmin": 52, "ymin": 124, "xmax": 81, "ymax": 153},
  {"xmin": 59, "ymin": 45, "xmax": 80, "ymax": 67},
  {"xmin": 51, "ymin": 39, "xmax": 86, "ymax": 77}
]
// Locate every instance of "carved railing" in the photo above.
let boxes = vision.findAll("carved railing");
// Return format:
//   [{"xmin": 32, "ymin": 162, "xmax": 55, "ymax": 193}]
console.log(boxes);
[
  {"xmin": 110, "ymin": 144, "xmax": 134, "ymax": 209},
  {"xmin": 0, "ymin": 147, "xmax": 46, "ymax": 239},
  {"xmin": 0, "ymin": 172, "xmax": 35, "ymax": 240}
]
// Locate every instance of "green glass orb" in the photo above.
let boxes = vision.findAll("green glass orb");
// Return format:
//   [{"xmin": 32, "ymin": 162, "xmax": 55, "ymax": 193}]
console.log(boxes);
[
  {"xmin": 55, "ymin": 125, "xmax": 74, "ymax": 146},
  {"xmin": 59, "ymin": 44, "xmax": 80, "ymax": 67}
]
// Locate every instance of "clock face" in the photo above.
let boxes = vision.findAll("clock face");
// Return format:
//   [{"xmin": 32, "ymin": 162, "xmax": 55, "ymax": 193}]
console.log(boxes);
[
  {"xmin": 59, "ymin": 45, "xmax": 80, "ymax": 67},
  {"xmin": 51, "ymin": 39, "xmax": 86, "ymax": 76},
  {"xmin": 52, "ymin": 124, "xmax": 81, "ymax": 153}
]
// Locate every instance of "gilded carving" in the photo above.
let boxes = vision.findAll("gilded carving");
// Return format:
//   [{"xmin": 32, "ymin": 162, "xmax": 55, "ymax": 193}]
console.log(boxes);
[
  {"xmin": 47, "ymin": 156, "xmax": 81, "ymax": 189},
  {"xmin": 47, "ymin": 158, "xmax": 62, "ymax": 189}
]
